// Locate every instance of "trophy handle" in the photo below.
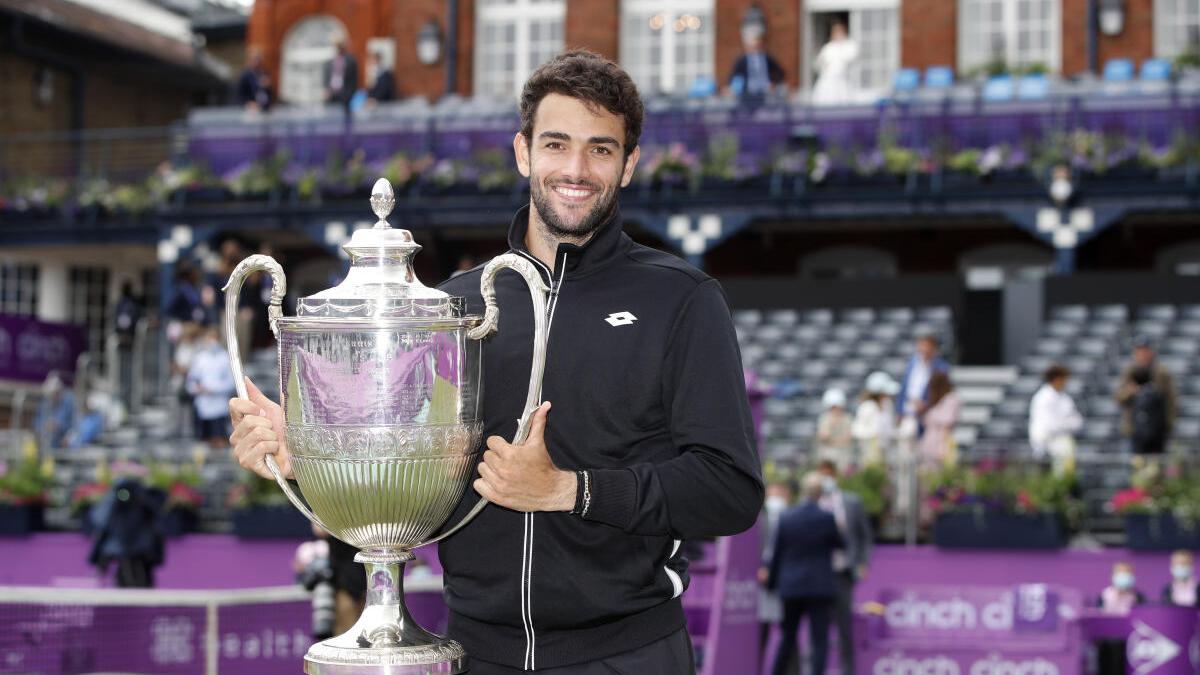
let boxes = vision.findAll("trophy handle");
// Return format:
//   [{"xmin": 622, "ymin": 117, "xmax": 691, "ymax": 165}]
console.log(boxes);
[
  {"xmin": 222, "ymin": 255, "xmax": 335, "ymax": 534},
  {"xmin": 419, "ymin": 253, "xmax": 551, "ymax": 547}
]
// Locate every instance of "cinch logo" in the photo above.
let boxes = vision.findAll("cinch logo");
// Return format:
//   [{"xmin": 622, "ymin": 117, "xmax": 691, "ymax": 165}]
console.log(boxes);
[
  {"xmin": 17, "ymin": 331, "xmax": 69, "ymax": 368},
  {"xmin": 873, "ymin": 652, "xmax": 960, "ymax": 675},
  {"xmin": 885, "ymin": 593, "xmax": 1013, "ymax": 631},
  {"xmin": 969, "ymin": 654, "xmax": 1059, "ymax": 675}
]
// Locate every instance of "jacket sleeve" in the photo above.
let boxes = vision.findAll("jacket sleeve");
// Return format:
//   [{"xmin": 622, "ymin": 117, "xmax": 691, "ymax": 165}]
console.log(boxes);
[{"xmin": 581, "ymin": 279, "xmax": 765, "ymax": 539}]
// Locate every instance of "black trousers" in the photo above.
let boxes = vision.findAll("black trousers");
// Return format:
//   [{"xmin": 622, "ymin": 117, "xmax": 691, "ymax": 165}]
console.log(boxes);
[
  {"xmin": 832, "ymin": 572, "xmax": 856, "ymax": 674},
  {"xmin": 773, "ymin": 597, "xmax": 833, "ymax": 675},
  {"xmin": 464, "ymin": 628, "xmax": 694, "ymax": 675}
]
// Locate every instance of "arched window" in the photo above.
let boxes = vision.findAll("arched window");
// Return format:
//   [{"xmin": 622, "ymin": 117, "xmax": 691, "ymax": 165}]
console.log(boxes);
[{"xmin": 281, "ymin": 15, "xmax": 348, "ymax": 106}]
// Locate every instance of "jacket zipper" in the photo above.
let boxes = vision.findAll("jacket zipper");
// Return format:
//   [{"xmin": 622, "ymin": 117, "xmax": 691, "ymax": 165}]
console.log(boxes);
[{"xmin": 517, "ymin": 248, "xmax": 567, "ymax": 671}]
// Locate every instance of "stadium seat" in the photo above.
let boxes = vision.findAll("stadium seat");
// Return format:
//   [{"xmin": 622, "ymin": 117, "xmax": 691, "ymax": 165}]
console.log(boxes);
[
  {"xmin": 1093, "ymin": 304, "xmax": 1129, "ymax": 322},
  {"xmin": 1103, "ymin": 59, "xmax": 1135, "ymax": 82},
  {"xmin": 893, "ymin": 68, "xmax": 920, "ymax": 92},
  {"xmin": 917, "ymin": 306, "xmax": 953, "ymax": 322},
  {"xmin": 1051, "ymin": 305, "xmax": 1089, "ymax": 322},
  {"xmin": 1138, "ymin": 304, "xmax": 1177, "ymax": 321},
  {"xmin": 1140, "ymin": 58, "xmax": 1172, "ymax": 81},
  {"xmin": 924, "ymin": 66, "xmax": 954, "ymax": 89},
  {"xmin": 765, "ymin": 308, "xmax": 800, "ymax": 326},
  {"xmin": 982, "ymin": 76, "xmax": 1014, "ymax": 102},
  {"xmin": 1016, "ymin": 74, "xmax": 1049, "ymax": 100}
]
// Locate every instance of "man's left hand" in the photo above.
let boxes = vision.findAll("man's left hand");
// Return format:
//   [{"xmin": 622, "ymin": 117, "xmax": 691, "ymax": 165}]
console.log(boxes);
[{"xmin": 474, "ymin": 402, "xmax": 577, "ymax": 513}]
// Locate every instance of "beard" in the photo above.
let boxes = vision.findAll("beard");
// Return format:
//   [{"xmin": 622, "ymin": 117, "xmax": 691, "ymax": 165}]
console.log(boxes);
[{"xmin": 530, "ymin": 172, "xmax": 621, "ymax": 242}]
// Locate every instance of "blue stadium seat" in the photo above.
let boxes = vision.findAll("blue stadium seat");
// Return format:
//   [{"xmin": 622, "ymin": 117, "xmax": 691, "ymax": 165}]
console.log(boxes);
[
  {"xmin": 1141, "ymin": 58, "xmax": 1172, "ymax": 81},
  {"xmin": 688, "ymin": 75, "xmax": 717, "ymax": 98},
  {"xmin": 982, "ymin": 76, "xmax": 1014, "ymax": 101},
  {"xmin": 925, "ymin": 66, "xmax": 954, "ymax": 89},
  {"xmin": 1103, "ymin": 59, "xmax": 1134, "ymax": 82},
  {"xmin": 893, "ymin": 68, "xmax": 920, "ymax": 92},
  {"xmin": 1016, "ymin": 74, "xmax": 1049, "ymax": 100}
]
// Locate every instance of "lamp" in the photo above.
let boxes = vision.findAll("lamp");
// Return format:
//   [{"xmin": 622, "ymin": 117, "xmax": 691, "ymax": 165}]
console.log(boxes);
[
  {"xmin": 1098, "ymin": 0, "xmax": 1125, "ymax": 37},
  {"xmin": 417, "ymin": 19, "xmax": 442, "ymax": 66}
]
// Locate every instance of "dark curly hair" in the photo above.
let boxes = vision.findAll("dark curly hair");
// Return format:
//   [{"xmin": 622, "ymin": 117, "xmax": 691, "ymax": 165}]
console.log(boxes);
[{"xmin": 519, "ymin": 50, "xmax": 644, "ymax": 159}]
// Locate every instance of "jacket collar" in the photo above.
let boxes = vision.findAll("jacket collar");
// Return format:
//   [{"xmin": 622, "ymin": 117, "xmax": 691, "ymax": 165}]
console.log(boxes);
[{"xmin": 506, "ymin": 203, "xmax": 628, "ymax": 284}]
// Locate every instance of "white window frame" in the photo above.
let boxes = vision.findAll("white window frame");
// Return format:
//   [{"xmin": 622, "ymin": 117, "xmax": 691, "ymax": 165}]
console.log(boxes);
[
  {"xmin": 1154, "ymin": 0, "xmax": 1200, "ymax": 60},
  {"xmin": 958, "ymin": 0, "xmax": 1061, "ymax": 74},
  {"xmin": 69, "ymin": 266, "xmax": 111, "ymax": 357},
  {"xmin": 0, "ymin": 262, "xmax": 38, "ymax": 317},
  {"xmin": 620, "ymin": 0, "xmax": 716, "ymax": 96},
  {"xmin": 474, "ymin": 0, "xmax": 566, "ymax": 100},
  {"xmin": 281, "ymin": 15, "xmax": 348, "ymax": 106},
  {"xmin": 803, "ymin": 0, "xmax": 900, "ymax": 100}
]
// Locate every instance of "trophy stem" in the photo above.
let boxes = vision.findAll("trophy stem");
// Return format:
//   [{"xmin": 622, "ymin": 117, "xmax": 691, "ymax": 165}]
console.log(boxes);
[{"xmin": 303, "ymin": 548, "xmax": 466, "ymax": 674}]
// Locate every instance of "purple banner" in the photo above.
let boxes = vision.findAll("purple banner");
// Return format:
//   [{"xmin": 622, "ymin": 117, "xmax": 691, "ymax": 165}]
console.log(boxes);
[
  {"xmin": 217, "ymin": 601, "xmax": 312, "ymax": 673},
  {"xmin": 0, "ymin": 316, "xmax": 86, "ymax": 384},
  {"xmin": 699, "ymin": 524, "xmax": 762, "ymax": 675},
  {"xmin": 874, "ymin": 584, "xmax": 1080, "ymax": 645},
  {"xmin": 862, "ymin": 647, "xmax": 1077, "ymax": 675},
  {"xmin": 1126, "ymin": 606, "xmax": 1200, "ymax": 675}
]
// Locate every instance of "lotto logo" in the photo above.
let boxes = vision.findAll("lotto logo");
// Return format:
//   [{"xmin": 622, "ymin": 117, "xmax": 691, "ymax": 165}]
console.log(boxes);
[{"xmin": 604, "ymin": 311, "xmax": 637, "ymax": 327}]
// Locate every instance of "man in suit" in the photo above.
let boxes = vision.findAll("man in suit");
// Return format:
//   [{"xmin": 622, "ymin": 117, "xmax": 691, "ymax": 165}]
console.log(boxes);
[
  {"xmin": 817, "ymin": 460, "xmax": 872, "ymax": 674},
  {"xmin": 767, "ymin": 472, "xmax": 843, "ymax": 675},
  {"xmin": 727, "ymin": 25, "xmax": 784, "ymax": 105},
  {"xmin": 325, "ymin": 39, "xmax": 359, "ymax": 114},
  {"xmin": 896, "ymin": 333, "xmax": 950, "ymax": 418},
  {"xmin": 758, "ymin": 480, "xmax": 791, "ymax": 661},
  {"xmin": 367, "ymin": 51, "xmax": 396, "ymax": 106}
]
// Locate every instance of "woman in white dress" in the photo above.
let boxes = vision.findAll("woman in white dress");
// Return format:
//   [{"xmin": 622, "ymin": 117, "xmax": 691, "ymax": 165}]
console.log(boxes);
[
  {"xmin": 852, "ymin": 371, "xmax": 898, "ymax": 466},
  {"xmin": 812, "ymin": 21, "xmax": 858, "ymax": 106}
]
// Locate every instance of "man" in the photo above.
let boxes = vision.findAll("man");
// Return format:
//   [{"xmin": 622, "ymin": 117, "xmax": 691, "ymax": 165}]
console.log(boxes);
[
  {"xmin": 896, "ymin": 333, "xmax": 950, "ymax": 418},
  {"xmin": 187, "ymin": 326, "xmax": 235, "ymax": 450},
  {"xmin": 728, "ymin": 25, "xmax": 784, "ymax": 104},
  {"xmin": 237, "ymin": 46, "xmax": 270, "ymax": 111},
  {"xmin": 1115, "ymin": 336, "xmax": 1177, "ymax": 456},
  {"xmin": 229, "ymin": 50, "xmax": 763, "ymax": 673},
  {"xmin": 324, "ymin": 39, "xmax": 358, "ymax": 112},
  {"xmin": 816, "ymin": 460, "xmax": 872, "ymax": 675},
  {"xmin": 1029, "ymin": 364, "xmax": 1083, "ymax": 473},
  {"xmin": 366, "ymin": 51, "xmax": 396, "ymax": 106},
  {"xmin": 767, "ymin": 472, "xmax": 843, "ymax": 675},
  {"xmin": 758, "ymin": 480, "xmax": 792, "ymax": 661}
]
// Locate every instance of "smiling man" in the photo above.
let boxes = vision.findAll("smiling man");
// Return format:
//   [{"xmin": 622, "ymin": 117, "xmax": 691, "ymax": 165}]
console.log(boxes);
[{"xmin": 229, "ymin": 50, "xmax": 762, "ymax": 674}]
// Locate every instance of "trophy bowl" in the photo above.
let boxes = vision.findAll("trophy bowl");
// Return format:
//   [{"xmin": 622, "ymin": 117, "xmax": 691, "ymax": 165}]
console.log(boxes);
[{"xmin": 224, "ymin": 179, "xmax": 549, "ymax": 674}]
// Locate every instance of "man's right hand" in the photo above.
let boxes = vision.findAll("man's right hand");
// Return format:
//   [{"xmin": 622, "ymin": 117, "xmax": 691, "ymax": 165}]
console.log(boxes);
[{"xmin": 229, "ymin": 376, "xmax": 292, "ymax": 480}]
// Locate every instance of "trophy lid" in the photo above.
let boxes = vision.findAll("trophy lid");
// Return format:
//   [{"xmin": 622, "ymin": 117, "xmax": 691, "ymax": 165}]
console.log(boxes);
[{"xmin": 296, "ymin": 178, "xmax": 459, "ymax": 319}]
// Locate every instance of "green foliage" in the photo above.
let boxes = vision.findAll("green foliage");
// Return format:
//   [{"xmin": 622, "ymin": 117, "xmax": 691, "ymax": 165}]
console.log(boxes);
[
  {"xmin": 229, "ymin": 151, "xmax": 288, "ymax": 196},
  {"xmin": 925, "ymin": 461, "xmax": 1081, "ymax": 529},
  {"xmin": 839, "ymin": 464, "xmax": 890, "ymax": 517},
  {"xmin": 226, "ymin": 472, "xmax": 289, "ymax": 510},
  {"xmin": 475, "ymin": 149, "xmax": 517, "ymax": 192},
  {"xmin": 701, "ymin": 134, "xmax": 740, "ymax": 181},
  {"xmin": 0, "ymin": 456, "xmax": 53, "ymax": 505}
]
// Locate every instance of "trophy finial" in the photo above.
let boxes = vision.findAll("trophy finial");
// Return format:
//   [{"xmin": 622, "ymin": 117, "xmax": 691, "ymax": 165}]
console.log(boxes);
[{"xmin": 370, "ymin": 178, "xmax": 395, "ymax": 227}]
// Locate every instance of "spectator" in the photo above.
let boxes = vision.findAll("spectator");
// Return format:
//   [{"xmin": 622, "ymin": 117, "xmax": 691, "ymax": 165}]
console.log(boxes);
[
  {"xmin": 897, "ymin": 333, "xmax": 951, "ymax": 418},
  {"xmin": 366, "ymin": 51, "xmax": 396, "ymax": 106},
  {"xmin": 816, "ymin": 460, "xmax": 872, "ymax": 675},
  {"xmin": 34, "ymin": 372, "xmax": 74, "ymax": 450},
  {"xmin": 167, "ymin": 263, "xmax": 208, "ymax": 334},
  {"xmin": 171, "ymin": 322, "xmax": 203, "ymax": 437},
  {"xmin": 1115, "ymin": 336, "xmax": 1177, "ymax": 456},
  {"xmin": 812, "ymin": 21, "xmax": 859, "ymax": 106},
  {"xmin": 728, "ymin": 23, "xmax": 784, "ymax": 105},
  {"xmin": 65, "ymin": 390, "xmax": 108, "ymax": 449},
  {"xmin": 113, "ymin": 281, "xmax": 143, "ymax": 408},
  {"xmin": 1029, "ymin": 364, "xmax": 1083, "ymax": 474},
  {"xmin": 853, "ymin": 371, "xmax": 898, "ymax": 466},
  {"xmin": 1162, "ymin": 550, "xmax": 1198, "ymax": 608},
  {"xmin": 186, "ymin": 326, "xmax": 236, "ymax": 450},
  {"xmin": 1096, "ymin": 561, "xmax": 1145, "ymax": 675},
  {"xmin": 324, "ymin": 39, "xmax": 359, "ymax": 113},
  {"xmin": 237, "ymin": 46, "xmax": 271, "ymax": 111},
  {"xmin": 767, "ymin": 472, "xmax": 843, "ymax": 675},
  {"xmin": 758, "ymin": 480, "xmax": 791, "ymax": 661},
  {"xmin": 815, "ymin": 388, "xmax": 853, "ymax": 471},
  {"xmin": 87, "ymin": 477, "xmax": 165, "ymax": 588},
  {"xmin": 918, "ymin": 371, "xmax": 960, "ymax": 469}
]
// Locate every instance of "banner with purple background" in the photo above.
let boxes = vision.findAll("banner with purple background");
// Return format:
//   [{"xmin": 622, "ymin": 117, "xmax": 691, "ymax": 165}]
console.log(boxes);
[{"xmin": 0, "ymin": 315, "xmax": 86, "ymax": 384}]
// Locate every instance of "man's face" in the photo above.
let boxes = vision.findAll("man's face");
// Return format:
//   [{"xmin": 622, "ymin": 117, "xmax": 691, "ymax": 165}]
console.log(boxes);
[
  {"xmin": 515, "ymin": 93, "xmax": 640, "ymax": 242},
  {"xmin": 1134, "ymin": 346, "xmax": 1154, "ymax": 367},
  {"xmin": 917, "ymin": 338, "xmax": 937, "ymax": 362}
]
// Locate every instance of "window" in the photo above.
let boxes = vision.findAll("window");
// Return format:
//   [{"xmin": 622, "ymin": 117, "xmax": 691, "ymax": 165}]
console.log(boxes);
[
  {"xmin": 620, "ymin": 0, "xmax": 715, "ymax": 96},
  {"xmin": 1155, "ymin": 0, "xmax": 1200, "ymax": 60},
  {"xmin": 281, "ymin": 15, "xmax": 348, "ymax": 105},
  {"xmin": 474, "ymin": 0, "xmax": 565, "ymax": 100},
  {"xmin": 0, "ymin": 263, "xmax": 38, "ymax": 317},
  {"xmin": 959, "ymin": 0, "xmax": 1060, "ymax": 74},
  {"xmin": 70, "ymin": 267, "xmax": 111, "ymax": 357},
  {"xmin": 805, "ymin": 0, "xmax": 900, "ymax": 99}
]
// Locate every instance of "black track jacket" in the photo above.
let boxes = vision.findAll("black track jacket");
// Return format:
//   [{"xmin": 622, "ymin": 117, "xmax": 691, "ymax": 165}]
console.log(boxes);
[{"xmin": 436, "ymin": 204, "xmax": 763, "ymax": 670}]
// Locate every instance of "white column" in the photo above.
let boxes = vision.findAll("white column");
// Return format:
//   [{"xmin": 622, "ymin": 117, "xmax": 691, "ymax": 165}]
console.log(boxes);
[{"xmin": 37, "ymin": 262, "xmax": 70, "ymax": 323}]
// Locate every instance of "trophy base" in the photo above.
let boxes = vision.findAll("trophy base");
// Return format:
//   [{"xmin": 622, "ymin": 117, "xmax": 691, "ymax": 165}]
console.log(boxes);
[{"xmin": 304, "ymin": 549, "xmax": 467, "ymax": 675}]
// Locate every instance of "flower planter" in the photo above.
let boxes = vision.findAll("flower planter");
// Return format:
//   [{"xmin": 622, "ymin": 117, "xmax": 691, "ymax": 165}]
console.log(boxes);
[
  {"xmin": 933, "ymin": 511, "xmax": 1066, "ymax": 549},
  {"xmin": 1124, "ymin": 513, "xmax": 1200, "ymax": 551},
  {"xmin": 232, "ymin": 505, "xmax": 313, "ymax": 539},
  {"xmin": 160, "ymin": 509, "xmax": 199, "ymax": 538},
  {"xmin": 0, "ymin": 504, "xmax": 45, "ymax": 535}
]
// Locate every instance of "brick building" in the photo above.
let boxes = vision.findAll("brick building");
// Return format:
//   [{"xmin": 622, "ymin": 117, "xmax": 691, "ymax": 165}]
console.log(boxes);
[{"xmin": 248, "ymin": 0, "xmax": 1193, "ymax": 104}]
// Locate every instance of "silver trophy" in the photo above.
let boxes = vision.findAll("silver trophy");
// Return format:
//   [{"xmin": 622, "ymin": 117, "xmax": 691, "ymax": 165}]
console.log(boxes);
[{"xmin": 223, "ymin": 178, "xmax": 549, "ymax": 674}]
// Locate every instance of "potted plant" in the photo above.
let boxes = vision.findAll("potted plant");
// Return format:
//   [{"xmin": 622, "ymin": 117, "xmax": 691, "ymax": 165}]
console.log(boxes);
[
  {"xmin": 148, "ymin": 464, "xmax": 203, "ymax": 537},
  {"xmin": 226, "ymin": 150, "xmax": 288, "ymax": 201},
  {"xmin": 639, "ymin": 143, "xmax": 699, "ymax": 196},
  {"xmin": 0, "ymin": 455, "xmax": 53, "ymax": 535},
  {"xmin": 1113, "ymin": 463, "xmax": 1200, "ymax": 550},
  {"xmin": 927, "ymin": 460, "xmax": 1080, "ymax": 549},
  {"xmin": 228, "ymin": 474, "xmax": 313, "ymax": 539},
  {"xmin": 838, "ymin": 463, "xmax": 892, "ymax": 533}
]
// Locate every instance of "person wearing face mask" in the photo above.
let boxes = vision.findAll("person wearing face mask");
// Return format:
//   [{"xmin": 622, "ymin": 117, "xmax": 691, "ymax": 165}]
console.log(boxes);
[
  {"xmin": 1161, "ymin": 550, "xmax": 1199, "ymax": 608},
  {"xmin": 758, "ymin": 481, "xmax": 793, "ymax": 661},
  {"xmin": 816, "ymin": 460, "xmax": 871, "ymax": 675},
  {"xmin": 1096, "ymin": 561, "xmax": 1146, "ymax": 675}
]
